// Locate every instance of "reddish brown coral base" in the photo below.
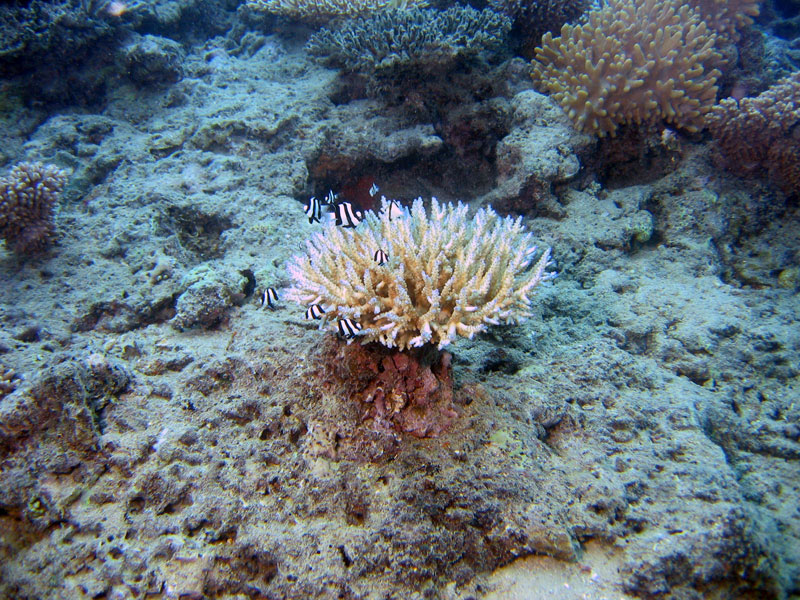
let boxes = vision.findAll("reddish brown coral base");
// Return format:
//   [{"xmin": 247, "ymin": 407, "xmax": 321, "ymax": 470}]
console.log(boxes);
[{"xmin": 328, "ymin": 338, "xmax": 457, "ymax": 439}]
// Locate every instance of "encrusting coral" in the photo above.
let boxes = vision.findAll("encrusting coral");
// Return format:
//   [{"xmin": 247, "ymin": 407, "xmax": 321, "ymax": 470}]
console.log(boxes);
[
  {"xmin": 246, "ymin": 0, "xmax": 426, "ymax": 21},
  {"xmin": 707, "ymin": 71, "xmax": 800, "ymax": 194},
  {"xmin": 531, "ymin": 0, "xmax": 723, "ymax": 136},
  {"xmin": 287, "ymin": 197, "xmax": 555, "ymax": 350},
  {"xmin": 0, "ymin": 162, "xmax": 67, "ymax": 254}
]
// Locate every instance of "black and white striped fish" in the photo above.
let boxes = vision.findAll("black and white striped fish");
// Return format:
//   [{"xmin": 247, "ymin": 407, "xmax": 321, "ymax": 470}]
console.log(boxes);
[
  {"xmin": 305, "ymin": 196, "xmax": 322, "ymax": 224},
  {"xmin": 338, "ymin": 318, "xmax": 362, "ymax": 339},
  {"xmin": 369, "ymin": 182, "xmax": 379, "ymax": 198},
  {"xmin": 305, "ymin": 304, "xmax": 325, "ymax": 320},
  {"xmin": 334, "ymin": 201, "xmax": 362, "ymax": 228},
  {"xmin": 324, "ymin": 189, "xmax": 337, "ymax": 205},
  {"xmin": 382, "ymin": 198, "xmax": 404, "ymax": 221},
  {"xmin": 373, "ymin": 249, "xmax": 388, "ymax": 265},
  {"xmin": 261, "ymin": 287, "xmax": 278, "ymax": 309}
]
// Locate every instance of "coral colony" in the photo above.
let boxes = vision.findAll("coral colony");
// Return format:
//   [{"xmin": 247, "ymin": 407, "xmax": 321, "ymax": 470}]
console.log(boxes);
[
  {"xmin": 306, "ymin": 6, "xmax": 511, "ymax": 72},
  {"xmin": 0, "ymin": 162, "xmax": 67, "ymax": 254},
  {"xmin": 247, "ymin": 0, "xmax": 427, "ymax": 19},
  {"xmin": 708, "ymin": 72, "xmax": 800, "ymax": 193},
  {"xmin": 532, "ymin": 0, "xmax": 724, "ymax": 136},
  {"xmin": 287, "ymin": 195, "xmax": 555, "ymax": 351}
]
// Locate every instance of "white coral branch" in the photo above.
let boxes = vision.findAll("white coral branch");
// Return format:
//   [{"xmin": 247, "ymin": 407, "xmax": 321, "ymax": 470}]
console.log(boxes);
[{"xmin": 287, "ymin": 196, "xmax": 556, "ymax": 350}]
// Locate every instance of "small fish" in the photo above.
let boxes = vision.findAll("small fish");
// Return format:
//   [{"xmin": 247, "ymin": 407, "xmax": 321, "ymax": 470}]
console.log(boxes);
[
  {"xmin": 373, "ymin": 249, "xmax": 388, "ymax": 265},
  {"xmin": 383, "ymin": 198, "xmax": 404, "ymax": 221},
  {"xmin": 324, "ymin": 189, "xmax": 337, "ymax": 205},
  {"xmin": 305, "ymin": 304, "xmax": 326, "ymax": 320},
  {"xmin": 338, "ymin": 318, "xmax": 362, "ymax": 339},
  {"xmin": 369, "ymin": 182, "xmax": 379, "ymax": 198},
  {"xmin": 105, "ymin": 0, "xmax": 128, "ymax": 16},
  {"xmin": 305, "ymin": 196, "xmax": 322, "ymax": 224},
  {"xmin": 261, "ymin": 287, "xmax": 278, "ymax": 309},
  {"xmin": 334, "ymin": 201, "xmax": 362, "ymax": 228}
]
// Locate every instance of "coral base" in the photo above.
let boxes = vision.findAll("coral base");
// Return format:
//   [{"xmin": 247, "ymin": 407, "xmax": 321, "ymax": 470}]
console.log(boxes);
[{"xmin": 331, "ymin": 339, "xmax": 457, "ymax": 438}]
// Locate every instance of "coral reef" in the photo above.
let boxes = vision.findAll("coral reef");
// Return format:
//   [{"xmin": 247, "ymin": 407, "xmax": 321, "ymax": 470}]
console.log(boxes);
[
  {"xmin": 307, "ymin": 7, "xmax": 511, "ymax": 73},
  {"xmin": 707, "ymin": 71, "xmax": 800, "ymax": 194},
  {"xmin": 486, "ymin": 0, "xmax": 590, "ymax": 58},
  {"xmin": 0, "ymin": 0, "xmax": 115, "ymax": 76},
  {"xmin": 287, "ymin": 197, "xmax": 555, "ymax": 350},
  {"xmin": 0, "ymin": 162, "xmax": 67, "ymax": 254},
  {"xmin": 246, "ymin": 0, "xmax": 427, "ymax": 21},
  {"xmin": 690, "ymin": 0, "xmax": 762, "ymax": 40},
  {"xmin": 2, "ymin": 5, "xmax": 800, "ymax": 597},
  {"xmin": 0, "ymin": 0, "xmax": 236, "ymax": 107},
  {"xmin": 531, "ymin": 0, "xmax": 723, "ymax": 136}
]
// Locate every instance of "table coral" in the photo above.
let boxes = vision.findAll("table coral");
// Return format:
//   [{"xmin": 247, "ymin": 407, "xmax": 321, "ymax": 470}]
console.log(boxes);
[
  {"xmin": 306, "ymin": 7, "xmax": 511, "ymax": 73},
  {"xmin": 287, "ymin": 196, "xmax": 555, "ymax": 350},
  {"xmin": 246, "ymin": 0, "xmax": 426, "ymax": 21}
]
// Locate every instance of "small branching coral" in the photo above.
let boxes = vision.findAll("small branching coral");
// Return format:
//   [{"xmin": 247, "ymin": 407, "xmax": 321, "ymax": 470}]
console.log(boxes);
[
  {"xmin": 0, "ymin": 162, "xmax": 68, "ymax": 254},
  {"xmin": 287, "ymin": 197, "xmax": 555, "ymax": 351}
]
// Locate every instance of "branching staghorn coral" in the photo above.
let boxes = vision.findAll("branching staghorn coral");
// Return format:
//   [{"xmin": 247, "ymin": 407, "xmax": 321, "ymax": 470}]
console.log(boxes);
[
  {"xmin": 246, "ymin": 0, "xmax": 426, "ymax": 21},
  {"xmin": 0, "ymin": 162, "xmax": 68, "ymax": 254},
  {"xmin": 707, "ymin": 72, "xmax": 800, "ymax": 194},
  {"xmin": 531, "ymin": 0, "xmax": 723, "ymax": 136},
  {"xmin": 306, "ymin": 7, "xmax": 511, "ymax": 73},
  {"xmin": 287, "ymin": 197, "xmax": 555, "ymax": 350}
]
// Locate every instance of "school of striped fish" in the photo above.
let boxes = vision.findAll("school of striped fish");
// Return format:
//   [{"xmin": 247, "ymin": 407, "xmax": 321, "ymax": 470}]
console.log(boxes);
[{"xmin": 261, "ymin": 182, "xmax": 402, "ymax": 340}]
